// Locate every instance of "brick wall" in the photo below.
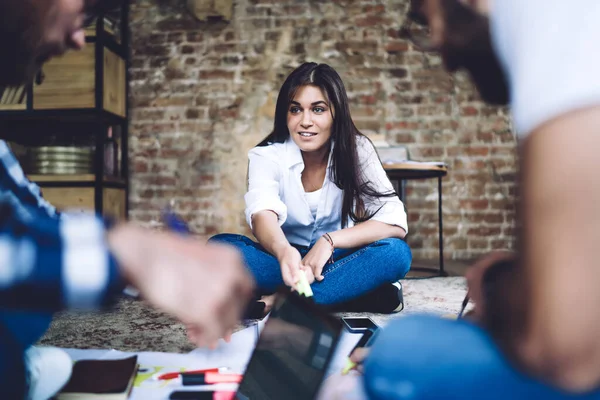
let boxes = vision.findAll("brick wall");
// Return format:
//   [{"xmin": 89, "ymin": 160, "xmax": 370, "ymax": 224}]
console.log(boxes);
[{"xmin": 129, "ymin": 0, "xmax": 518, "ymax": 260}]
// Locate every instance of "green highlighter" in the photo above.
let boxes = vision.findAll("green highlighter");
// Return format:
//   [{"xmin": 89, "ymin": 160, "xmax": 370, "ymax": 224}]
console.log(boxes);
[{"xmin": 296, "ymin": 271, "xmax": 313, "ymax": 298}]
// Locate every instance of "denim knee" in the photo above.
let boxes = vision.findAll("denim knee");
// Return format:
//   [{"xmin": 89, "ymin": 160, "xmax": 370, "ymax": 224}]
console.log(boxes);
[
  {"xmin": 207, "ymin": 233, "xmax": 239, "ymax": 244},
  {"xmin": 208, "ymin": 234, "xmax": 259, "ymax": 256},
  {"xmin": 363, "ymin": 315, "xmax": 448, "ymax": 400},
  {"xmin": 377, "ymin": 238, "xmax": 412, "ymax": 277},
  {"xmin": 363, "ymin": 315, "xmax": 511, "ymax": 400}
]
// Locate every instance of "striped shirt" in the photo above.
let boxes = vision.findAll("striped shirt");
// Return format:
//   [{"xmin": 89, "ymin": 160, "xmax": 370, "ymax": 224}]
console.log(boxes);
[{"xmin": 0, "ymin": 141, "xmax": 122, "ymax": 311}]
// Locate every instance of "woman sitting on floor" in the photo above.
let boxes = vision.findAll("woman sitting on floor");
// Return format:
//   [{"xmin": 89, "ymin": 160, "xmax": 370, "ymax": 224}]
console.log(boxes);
[{"xmin": 210, "ymin": 62, "xmax": 412, "ymax": 313}]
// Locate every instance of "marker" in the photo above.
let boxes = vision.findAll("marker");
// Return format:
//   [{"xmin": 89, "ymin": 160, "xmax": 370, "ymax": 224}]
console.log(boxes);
[
  {"xmin": 169, "ymin": 391, "xmax": 236, "ymax": 400},
  {"xmin": 341, "ymin": 358, "xmax": 356, "ymax": 376},
  {"xmin": 342, "ymin": 329, "xmax": 375, "ymax": 375},
  {"xmin": 296, "ymin": 270, "xmax": 313, "ymax": 297},
  {"xmin": 163, "ymin": 209, "xmax": 191, "ymax": 234},
  {"xmin": 181, "ymin": 372, "xmax": 243, "ymax": 386},
  {"xmin": 457, "ymin": 294, "xmax": 470, "ymax": 318},
  {"xmin": 157, "ymin": 367, "xmax": 227, "ymax": 381}
]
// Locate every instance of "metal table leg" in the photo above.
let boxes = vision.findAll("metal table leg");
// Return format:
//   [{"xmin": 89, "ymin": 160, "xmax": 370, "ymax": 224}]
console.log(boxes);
[{"xmin": 438, "ymin": 176, "xmax": 446, "ymax": 276}]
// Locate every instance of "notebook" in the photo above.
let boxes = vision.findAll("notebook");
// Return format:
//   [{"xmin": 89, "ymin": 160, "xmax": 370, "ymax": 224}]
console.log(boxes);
[
  {"xmin": 235, "ymin": 289, "xmax": 343, "ymax": 400},
  {"xmin": 57, "ymin": 356, "xmax": 138, "ymax": 400}
]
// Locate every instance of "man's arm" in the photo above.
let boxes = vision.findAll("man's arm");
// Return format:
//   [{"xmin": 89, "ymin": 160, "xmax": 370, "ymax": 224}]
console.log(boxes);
[
  {"xmin": 0, "ymin": 203, "xmax": 122, "ymax": 311},
  {"xmin": 0, "ymin": 197, "xmax": 255, "ymax": 347},
  {"xmin": 0, "ymin": 141, "xmax": 59, "ymax": 219},
  {"xmin": 513, "ymin": 106, "xmax": 600, "ymax": 392}
]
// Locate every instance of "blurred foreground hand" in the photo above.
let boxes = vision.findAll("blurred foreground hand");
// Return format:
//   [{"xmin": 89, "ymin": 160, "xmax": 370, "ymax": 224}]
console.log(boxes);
[{"xmin": 108, "ymin": 224, "xmax": 255, "ymax": 348}]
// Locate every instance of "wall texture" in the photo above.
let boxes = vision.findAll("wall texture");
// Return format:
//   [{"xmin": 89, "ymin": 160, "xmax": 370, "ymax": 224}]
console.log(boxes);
[{"xmin": 128, "ymin": 0, "xmax": 518, "ymax": 260}]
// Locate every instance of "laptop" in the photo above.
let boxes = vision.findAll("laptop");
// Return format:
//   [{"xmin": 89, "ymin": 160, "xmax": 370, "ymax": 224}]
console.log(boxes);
[{"xmin": 235, "ymin": 289, "xmax": 343, "ymax": 400}]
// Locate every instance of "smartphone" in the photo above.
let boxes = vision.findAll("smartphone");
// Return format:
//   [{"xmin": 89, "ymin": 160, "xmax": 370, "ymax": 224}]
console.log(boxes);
[{"xmin": 341, "ymin": 317, "xmax": 378, "ymax": 333}]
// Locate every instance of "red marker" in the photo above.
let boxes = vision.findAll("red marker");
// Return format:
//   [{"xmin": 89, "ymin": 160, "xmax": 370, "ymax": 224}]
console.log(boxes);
[
  {"xmin": 157, "ymin": 367, "xmax": 226, "ymax": 381},
  {"xmin": 169, "ymin": 390, "xmax": 236, "ymax": 400},
  {"xmin": 181, "ymin": 372, "xmax": 243, "ymax": 386}
]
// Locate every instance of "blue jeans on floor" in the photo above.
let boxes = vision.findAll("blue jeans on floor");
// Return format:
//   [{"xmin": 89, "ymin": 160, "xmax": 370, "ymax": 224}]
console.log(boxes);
[
  {"xmin": 209, "ymin": 234, "xmax": 412, "ymax": 305},
  {"xmin": 363, "ymin": 315, "xmax": 600, "ymax": 400},
  {"xmin": 0, "ymin": 311, "xmax": 53, "ymax": 399}
]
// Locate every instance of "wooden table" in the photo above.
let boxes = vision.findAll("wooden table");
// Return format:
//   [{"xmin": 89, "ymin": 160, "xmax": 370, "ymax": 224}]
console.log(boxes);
[{"xmin": 384, "ymin": 162, "xmax": 448, "ymax": 276}]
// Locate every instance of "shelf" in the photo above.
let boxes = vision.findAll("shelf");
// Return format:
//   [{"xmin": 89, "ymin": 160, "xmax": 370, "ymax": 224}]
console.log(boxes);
[
  {"xmin": 29, "ymin": 174, "xmax": 127, "ymax": 188},
  {"xmin": 0, "ymin": 108, "xmax": 126, "ymax": 124},
  {"xmin": 85, "ymin": 33, "xmax": 127, "ymax": 59}
]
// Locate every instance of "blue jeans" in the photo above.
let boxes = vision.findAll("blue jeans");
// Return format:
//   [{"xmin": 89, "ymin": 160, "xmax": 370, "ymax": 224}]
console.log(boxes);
[
  {"xmin": 0, "ymin": 311, "xmax": 53, "ymax": 399},
  {"xmin": 209, "ymin": 234, "xmax": 412, "ymax": 305},
  {"xmin": 364, "ymin": 315, "xmax": 600, "ymax": 400}
]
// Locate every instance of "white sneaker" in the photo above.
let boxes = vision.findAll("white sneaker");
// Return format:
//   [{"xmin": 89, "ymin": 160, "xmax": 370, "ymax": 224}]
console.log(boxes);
[
  {"xmin": 25, "ymin": 346, "xmax": 72, "ymax": 400},
  {"xmin": 392, "ymin": 281, "xmax": 404, "ymax": 313}
]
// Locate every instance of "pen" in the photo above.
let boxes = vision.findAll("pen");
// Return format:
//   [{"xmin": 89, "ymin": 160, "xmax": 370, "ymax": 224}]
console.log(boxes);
[
  {"xmin": 181, "ymin": 372, "xmax": 243, "ymax": 386},
  {"xmin": 341, "ymin": 329, "xmax": 376, "ymax": 375},
  {"xmin": 457, "ymin": 294, "xmax": 470, "ymax": 318},
  {"xmin": 163, "ymin": 208, "xmax": 191, "ymax": 234},
  {"xmin": 157, "ymin": 367, "xmax": 227, "ymax": 381}
]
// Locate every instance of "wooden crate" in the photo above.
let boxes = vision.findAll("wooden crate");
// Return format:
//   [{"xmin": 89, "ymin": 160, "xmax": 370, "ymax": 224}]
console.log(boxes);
[
  {"xmin": 0, "ymin": 85, "xmax": 27, "ymax": 110},
  {"xmin": 32, "ymin": 45, "xmax": 126, "ymax": 117},
  {"xmin": 41, "ymin": 186, "xmax": 127, "ymax": 220}
]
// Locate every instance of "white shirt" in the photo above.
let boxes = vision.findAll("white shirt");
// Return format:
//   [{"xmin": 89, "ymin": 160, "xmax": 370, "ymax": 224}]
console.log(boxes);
[
  {"xmin": 490, "ymin": 0, "xmax": 600, "ymax": 136},
  {"xmin": 305, "ymin": 188, "xmax": 322, "ymax": 219},
  {"xmin": 244, "ymin": 136, "xmax": 408, "ymax": 247}
]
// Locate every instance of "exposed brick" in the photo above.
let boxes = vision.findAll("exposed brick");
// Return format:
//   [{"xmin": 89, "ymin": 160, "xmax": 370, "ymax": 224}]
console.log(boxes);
[
  {"xmin": 466, "ymin": 226, "xmax": 503, "ymax": 236},
  {"xmin": 185, "ymin": 108, "xmax": 204, "ymax": 119},
  {"xmin": 459, "ymin": 199, "xmax": 489, "ymax": 211},
  {"xmin": 490, "ymin": 239, "xmax": 514, "ymax": 249},
  {"xmin": 198, "ymin": 70, "xmax": 235, "ymax": 80},
  {"xmin": 356, "ymin": 15, "xmax": 393, "ymax": 28},
  {"xmin": 385, "ymin": 41, "xmax": 410, "ymax": 53},
  {"xmin": 469, "ymin": 239, "xmax": 490, "ymax": 250},
  {"xmin": 461, "ymin": 106, "xmax": 479, "ymax": 116},
  {"xmin": 389, "ymin": 68, "xmax": 408, "ymax": 78},
  {"xmin": 132, "ymin": 159, "xmax": 149, "ymax": 173},
  {"xmin": 128, "ymin": 0, "xmax": 517, "ymax": 261},
  {"xmin": 186, "ymin": 31, "xmax": 204, "ymax": 42}
]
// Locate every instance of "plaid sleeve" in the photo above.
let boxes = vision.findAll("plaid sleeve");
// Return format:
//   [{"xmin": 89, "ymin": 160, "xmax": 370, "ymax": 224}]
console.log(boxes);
[
  {"xmin": 0, "ymin": 203, "xmax": 124, "ymax": 311},
  {"xmin": 0, "ymin": 141, "xmax": 59, "ymax": 218}
]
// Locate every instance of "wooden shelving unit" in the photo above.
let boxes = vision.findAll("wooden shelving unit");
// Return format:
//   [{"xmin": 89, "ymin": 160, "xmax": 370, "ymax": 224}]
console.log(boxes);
[{"xmin": 0, "ymin": 1, "xmax": 130, "ymax": 220}]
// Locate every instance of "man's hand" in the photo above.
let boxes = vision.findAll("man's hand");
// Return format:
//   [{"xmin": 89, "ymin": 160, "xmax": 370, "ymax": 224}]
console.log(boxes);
[
  {"xmin": 276, "ymin": 245, "xmax": 313, "ymax": 288},
  {"xmin": 301, "ymin": 236, "xmax": 332, "ymax": 282},
  {"xmin": 349, "ymin": 347, "xmax": 371, "ymax": 375},
  {"xmin": 107, "ymin": 224, "xmax": 254, "ymax": 348},
  {"xmin": 317, "ymin": 347, "xmax": 370, "ymax": 400},
  {"xmin": 465, "ymin": 251, "xmax": 516, "ymax": 322}
]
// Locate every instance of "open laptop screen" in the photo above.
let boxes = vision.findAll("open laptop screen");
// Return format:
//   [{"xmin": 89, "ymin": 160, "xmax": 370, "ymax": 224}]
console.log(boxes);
[{"xmin": 236, "ymin": 291, "xmax": 342, "ymax": 400}]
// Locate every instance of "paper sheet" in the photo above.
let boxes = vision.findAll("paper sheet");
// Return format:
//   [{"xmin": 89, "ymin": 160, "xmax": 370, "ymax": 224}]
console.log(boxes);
[
  {"xmin": 61, "ymin": 321, "xmax": 363, "ymax": 400},
  {"xmin": 63, "ymin": 325, "xmax": 260, "ymax": 400}
]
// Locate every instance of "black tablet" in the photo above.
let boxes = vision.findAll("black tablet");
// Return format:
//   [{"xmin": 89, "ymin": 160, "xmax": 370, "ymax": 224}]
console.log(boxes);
[{"xmin": 235, "ymin": 289, "xmax": 343, "ymax": 400}]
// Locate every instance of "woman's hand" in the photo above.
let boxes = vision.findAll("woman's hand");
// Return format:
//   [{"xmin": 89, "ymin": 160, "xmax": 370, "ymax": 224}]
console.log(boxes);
[
  {"xmin": 302, "ymin": 236, "xmax": 333, "ymax": 282},
  {"xmin": 277, "ymin": 245, "xmax": 306, "ymax": 288}
]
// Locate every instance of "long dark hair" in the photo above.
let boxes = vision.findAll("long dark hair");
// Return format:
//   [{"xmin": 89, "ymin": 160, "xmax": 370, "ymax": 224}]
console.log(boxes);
[{"xmin": 257, "ymin": 62, "xmax": 396, "ymax": 227}]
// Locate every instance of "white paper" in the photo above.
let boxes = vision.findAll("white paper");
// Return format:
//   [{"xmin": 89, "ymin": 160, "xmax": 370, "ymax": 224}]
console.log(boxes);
[
  {"xmin": 62, "ymin": 325, "xmax": 261, "ymax": 400},
  {"xmin": 60, "ymin": 323, "xmax": 364, "ymax": 400}
]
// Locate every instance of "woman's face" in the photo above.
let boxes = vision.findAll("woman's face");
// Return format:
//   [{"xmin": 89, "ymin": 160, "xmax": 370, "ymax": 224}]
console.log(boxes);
[{"xmin": 287, "ymin": 85, "xmax": 334, "ymax": 154}]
